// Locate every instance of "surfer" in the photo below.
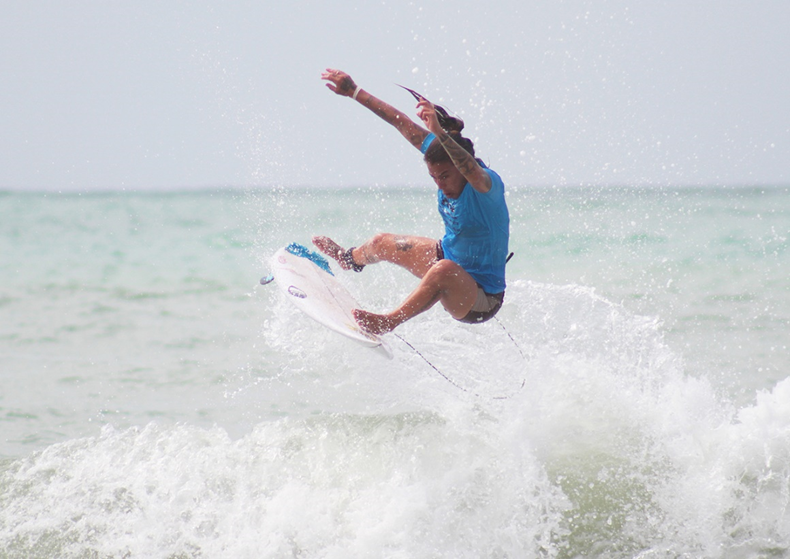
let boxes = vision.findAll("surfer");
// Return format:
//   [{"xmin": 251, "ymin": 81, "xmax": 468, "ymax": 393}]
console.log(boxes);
[{"xmin": 314, "ymin": 68, "xmax": 510, "ymax": 335}]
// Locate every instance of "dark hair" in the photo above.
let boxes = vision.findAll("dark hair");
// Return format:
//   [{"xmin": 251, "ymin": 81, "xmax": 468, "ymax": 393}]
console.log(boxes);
[
  {"xmin": 397, "ymin": 86, "xmax": 477, "ymax": 165},
  {"xmin": 398, "ymin": 84, "xmax": 466, "ymax": 133},
  {"xmin": 433, "ymin": 104, "xmax": 464, "ymax": 135},
  {"xmin": 423, "ymin": 131, "xmax": 476, "ymax": 165}
]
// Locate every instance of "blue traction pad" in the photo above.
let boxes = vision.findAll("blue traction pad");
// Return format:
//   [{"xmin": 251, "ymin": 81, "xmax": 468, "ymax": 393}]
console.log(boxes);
[{"xmin": 285, "ymin": 243, "xmax": 334, "ymax": 275}]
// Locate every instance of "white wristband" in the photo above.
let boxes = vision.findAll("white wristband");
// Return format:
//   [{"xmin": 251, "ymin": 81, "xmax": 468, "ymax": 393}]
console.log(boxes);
[{"xmin": 352, "ymin": 86, "xmax": 361, "ymax": 100}]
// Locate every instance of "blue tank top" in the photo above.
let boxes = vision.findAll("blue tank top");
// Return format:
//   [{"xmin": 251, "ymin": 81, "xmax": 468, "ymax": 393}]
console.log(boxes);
[{"xmin": 421, "ymin": 134, "xmax": 510, "ymax": 293}]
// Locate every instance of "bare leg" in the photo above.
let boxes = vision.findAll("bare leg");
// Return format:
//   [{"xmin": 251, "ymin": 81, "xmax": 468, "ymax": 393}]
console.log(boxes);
[
  {"xmin": 313, "ymin": 233, "xmax": 439, "ymax": 278},
  {"xmin": 313, "ymin": 234, "xmax": 477, "ymax": 334},
  {"xmin": 353, "ymin": 259, "xmax": 479, "ymax": 334}
]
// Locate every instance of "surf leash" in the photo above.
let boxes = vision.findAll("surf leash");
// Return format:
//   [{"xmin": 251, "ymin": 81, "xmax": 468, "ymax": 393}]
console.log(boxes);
[
  {"xmin": 393, "ymin": 333, "xmax": 472, "ymax": 395},
  {"xmin": 393, "ymin": 323, "xmax": 527, "ymax": 400},
  {"xmin": 493, "ymin": 316, "xmax": 528, "ymax": 364}
]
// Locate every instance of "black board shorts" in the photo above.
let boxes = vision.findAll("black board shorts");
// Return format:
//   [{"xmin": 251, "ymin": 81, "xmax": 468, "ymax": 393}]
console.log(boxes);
[
  {"xmin": 458, "ymin": 287, "xmax": 505, "ymax": 324},
  {"xmin": 436, "ymin": 241, "xmax": 505, "ymax": 324}
]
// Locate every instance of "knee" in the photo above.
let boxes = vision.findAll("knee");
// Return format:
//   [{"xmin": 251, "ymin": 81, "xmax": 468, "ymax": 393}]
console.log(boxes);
[
  {"xmin": 356, "ymin": 232, "xmax": 393, "ymax": 265},
  {"xmin": 366, "ymin": 232, "xmax": 404, "ymax": 258},
  {"xmin": 426, "ymin": 258, "xmax": 464, "ymax": 279},
  {"xmin": 367, "ymin": 232, "xmax": 393, "ymax": 251}
]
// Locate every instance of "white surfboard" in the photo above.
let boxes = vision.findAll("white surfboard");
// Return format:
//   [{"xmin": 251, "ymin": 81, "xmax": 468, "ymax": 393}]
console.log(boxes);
[{"xmin": 270, "ymin": 243, "xmax": 393, "ymax": 359}]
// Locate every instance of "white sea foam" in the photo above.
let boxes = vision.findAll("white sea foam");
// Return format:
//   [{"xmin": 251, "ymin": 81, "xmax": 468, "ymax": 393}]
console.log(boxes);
[
  {"xmin": 3, "ymin": 279, "xmax": 788, "ymax": 557},
  {"xmin": 1, "ymin": 188, "xmax": 788, "ymax": 556}
]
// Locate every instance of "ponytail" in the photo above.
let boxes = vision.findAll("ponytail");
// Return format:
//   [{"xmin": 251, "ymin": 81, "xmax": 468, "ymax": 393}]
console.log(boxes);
[{"xmin": 396, "ymin": 85, "xmax": 476, "ymax": 165}]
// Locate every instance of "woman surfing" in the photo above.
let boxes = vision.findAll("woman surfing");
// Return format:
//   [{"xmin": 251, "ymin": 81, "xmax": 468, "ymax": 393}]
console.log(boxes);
[{"xmin": 314, "ymin": 68, "xmax": 510, "ymax": 335}]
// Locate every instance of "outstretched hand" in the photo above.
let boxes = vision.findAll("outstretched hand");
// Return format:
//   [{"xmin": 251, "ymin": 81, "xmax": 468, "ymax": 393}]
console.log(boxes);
[
  {"xmin": 416, "ymin": 99, "xmax": 443, "ymax": 136},
  {"xmin": 321, "ymin": 68, "xmax": 357, "ymax": 97}
]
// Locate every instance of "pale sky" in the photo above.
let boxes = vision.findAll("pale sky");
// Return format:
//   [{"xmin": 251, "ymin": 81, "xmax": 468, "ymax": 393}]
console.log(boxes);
[{"xmin": 1, "ymin": 1, "xmax": 788, "ymax": 191}]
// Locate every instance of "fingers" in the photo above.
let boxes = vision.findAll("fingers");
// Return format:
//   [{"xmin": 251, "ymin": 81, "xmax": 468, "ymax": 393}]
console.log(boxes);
[
  {"xmin": 321, "ymin": 69, "xmax": 338, "ymax": 87},
  {"xmin": 417, "ymin": 101, "xmax": 441, "ymax": 134},
  {"xmin": 416, "ymin": 99, "xmax": 435, "ymax": 121},
  {"xmin": 416, "ymin": 99, "xmax": 435, "ymax": 117},
  {"xmin": 321, "ymin": 68, "xmax": 348, "ymax": 83}
]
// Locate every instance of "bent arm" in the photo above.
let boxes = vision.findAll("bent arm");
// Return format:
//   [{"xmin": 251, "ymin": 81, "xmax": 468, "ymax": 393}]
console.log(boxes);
[
  {"xmin": 417, "ymin": 100, "xmax": 492, "ymax": 193},
  {"xmin": 322, "ymin": 68, "xmax": 429, "ymax": 150},
  {"xmin": 435, "ymin": 132, "xmax": 492, "ymax": 193}
]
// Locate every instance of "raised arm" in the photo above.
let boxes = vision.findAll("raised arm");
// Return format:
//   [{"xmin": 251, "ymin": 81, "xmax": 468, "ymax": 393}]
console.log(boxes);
[
  {"xmin": 322, "ymin": 68, "xmax": 429, "ymax": 151},
  {"xmin": 417, "ymin": 100, "xmax": 492, "ymax": 194}
]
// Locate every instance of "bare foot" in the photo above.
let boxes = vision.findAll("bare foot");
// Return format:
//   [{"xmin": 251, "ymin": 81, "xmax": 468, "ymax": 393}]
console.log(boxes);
[
  {"xmin": 312, "ymin": 236, "xmax": 352, "ymax": 270},
  {"xmin": 353, "ymin": 309, "xmax": 399, "ymax": 335}
]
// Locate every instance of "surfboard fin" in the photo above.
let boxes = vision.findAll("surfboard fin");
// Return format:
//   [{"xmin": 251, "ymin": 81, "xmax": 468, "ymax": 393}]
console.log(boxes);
[{"xmin": 260, "ymin": 274, "xmax": 275, "ymax": 285}]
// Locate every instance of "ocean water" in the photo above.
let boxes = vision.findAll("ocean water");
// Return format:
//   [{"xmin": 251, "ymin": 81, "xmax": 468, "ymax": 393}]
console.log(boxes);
[{"xmin": 1, "ymin": 186, "xmax": 788, "ymax": 558}]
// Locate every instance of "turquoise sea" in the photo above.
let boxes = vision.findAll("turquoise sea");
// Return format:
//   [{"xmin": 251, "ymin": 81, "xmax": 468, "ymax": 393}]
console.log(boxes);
[{"xmin": 1, "ymin": 185, "xmax": 789, "ymax": 557}]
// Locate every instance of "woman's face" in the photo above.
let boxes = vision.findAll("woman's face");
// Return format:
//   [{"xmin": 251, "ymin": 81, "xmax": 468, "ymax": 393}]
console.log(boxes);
[{"xmin": 426, "ymin": 160, "xmax": 466, "ymax": 199}]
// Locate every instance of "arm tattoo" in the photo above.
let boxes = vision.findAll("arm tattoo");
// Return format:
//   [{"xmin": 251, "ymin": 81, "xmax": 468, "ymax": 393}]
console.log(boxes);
[{"xmin": 437, "ymin": 133, "xmax": 479, "ymax": 177}]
